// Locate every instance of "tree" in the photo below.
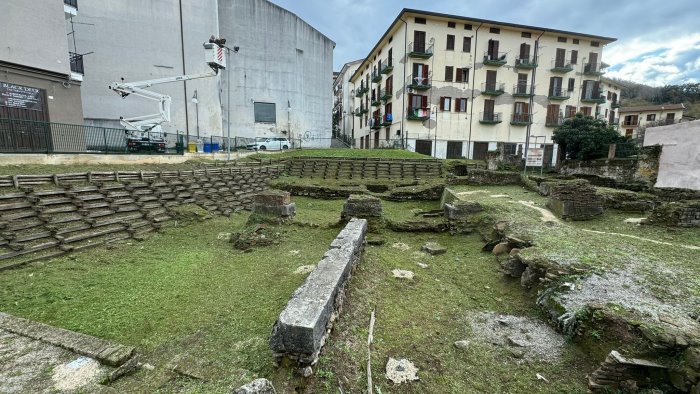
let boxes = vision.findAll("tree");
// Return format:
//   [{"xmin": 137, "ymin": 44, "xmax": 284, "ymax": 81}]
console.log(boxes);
[{"xmin": 552, "ymin": 113, "xmax": 626, "ymax": 160}]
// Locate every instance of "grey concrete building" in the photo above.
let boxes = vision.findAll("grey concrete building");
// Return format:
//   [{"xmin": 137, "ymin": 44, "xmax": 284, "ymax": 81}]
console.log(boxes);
[{"xmin": 70, "ymin": 0, "xmax": 334, "ymax": 146}]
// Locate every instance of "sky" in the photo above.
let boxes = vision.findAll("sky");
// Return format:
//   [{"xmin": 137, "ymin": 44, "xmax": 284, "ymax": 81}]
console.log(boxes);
[{"xmin": 269, "ymin": 0, "xmax": 700, "ymax": 86}]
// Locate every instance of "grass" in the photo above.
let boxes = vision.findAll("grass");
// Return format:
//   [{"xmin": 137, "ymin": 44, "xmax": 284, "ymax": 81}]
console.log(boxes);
[
  {"xmin": 0, "ymin": 159, "xmax": 222, "ymax": 176},
  {"xmin": 246, "ymin": 148, "xmax": 431, "ymax": 160}
]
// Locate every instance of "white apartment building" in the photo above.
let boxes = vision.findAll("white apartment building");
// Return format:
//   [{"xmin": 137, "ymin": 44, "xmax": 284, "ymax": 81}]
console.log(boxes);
[
  {"xmin": 599, "ymin": 77, "xmax": 623, "ymax": 125},
  {"xmin": 333, "ymin": 59, "xmax": 362, "ymax": 143},
  {"xmin": 619, "ymin": 103, "xmax": 685, "ymax": 139},
  {"xmin": 349, "ymin": 9, "xmax": 616, "ymax": 164}
]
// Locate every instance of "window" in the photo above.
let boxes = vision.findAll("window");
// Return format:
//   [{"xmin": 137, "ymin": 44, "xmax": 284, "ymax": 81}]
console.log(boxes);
[
  {"xmin": 565, "ymin": 105, "xmax": 577, "ymax": 118},
  {"xmin": 581, "ymin": 106, "xmax": 592, "ymax": 116},
  {"xmin": 389, "ymin": 36, "xmax": 393, "ymax": 43},
  {"xmin": 464, "ymin": 24, "xmax": 472, "ymax": 30},
  {"xmin": 646, "ymin": 114, "xmax": 656, "ymax": 121},
  {"xmin": 455, "ymin": 68, "xmax": 469, "ymax": 83},
  {"xmin": 503, "ymin": 143, "xmax": 517, "ymax": 155},
  {"xmin": 409, "ymin": 94, "xmax": 428, "ymax": 110},
  {"xmin": 446, "ymin": 34, "xmax": 455, "ymax": 50},
  {"xmin": 626, "ymin": 129, "xmax": 633, "ymax": 137},
  {"xmin": 573, "ymin": 39, "xmax": 579, "ymax": 44},
  {"xmin": 513, "ymin": 102, "xmax": 530, "ymax": 123},
  {"xmin": 455, "ymin": 98, "xmax": 468, "ymax": 112},
  {"xmin": 570, "ymin": 50, "xmax": 578, "ymax": 65},
  {"xmin": 546, "ymin": 104, "xmax": 561, "ymax": 124},
  {"xmin": 448, "ymin": 21, "xmax": 456, "ymax": 28},
  {"xmin": 415, "ymin": 17, "xmax": 426, "ymax": 24},
  {"xmin": 568, "ymin": 78, "xmax": 575, "ymax": 92},
  {"xmin": 521, "ymin": 32, "xmax": 531, "ymax": 38},
  {"xmin": 516, "ymin": 73, "xmax": 528, "ymax": 94},
  {"xmin": 549, "ymin": 76, "xmax": 563, "ymax": 96},
  {"xmin": 558, "ymin": 37, "xmax": 567, "ymax": 43},
  {"xmin": 445, "ymin": 66, "xmax": 454, "ymax": 82},
  {"xmin": 254, "ymin": 102, "xmax": 276, "ymax": 123},
  {"xmin": 440, "ymin": 97, "xmax": 452, "ymax": 111},
  {"xmin": 489, "ymin": 27, "xmax": 500, "ymax": 34},
  {"xmin": 591, "ymin": 41, "xmax": 600, "ymax": 47},
  {"xmin": 463, "ymin": 36, "xmax": 472, "ymax": 52}
]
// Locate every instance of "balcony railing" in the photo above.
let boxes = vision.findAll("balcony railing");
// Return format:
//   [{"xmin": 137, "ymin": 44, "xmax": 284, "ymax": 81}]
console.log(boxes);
[
  {"xmin": 479, "ymin": 112, "xmax": 503, "ymax": 124},
  {"xmin": 512, "ymin": 84, "xmax": 534, "ymax": 97},
  {"xmin": 379, "ymin": 88, "xmax": 392, "ymax": 101},
  {"xmin": 646, "ymin": 119, "xmax": 679, "ymax": 128},
  {"xmin": 371, "ymin": 96, "xmax": 381, "ymax": 107},
  {"xmin": 611, "ymin": 101, "xmax": 621, "ymax": 109},
  {"xmin": 551, "ymin": 59, "xmax": 573, "ymax": 73},
  {"xmin": 382, "ymin": 113, "xmax": 393, "ymax": 126},
  {"xmin": 622, "ymin": 119, "xmax": 639, "ymax": 126},
  {"xmin": 370, "ymin": 115, "xmax": 382, "ymax": 129},
  {"xmin": 407, "ymin": 107, "xmax": 430, "ymax": 121},
  {"xmin": 481, "ymin": 82, "xmax": 505, "ymax": 96},
  {"xmin": 581, "ymin": 92, "xmax": 605, "ymax": 103},
  {"xmin": 407, "ymin": 74, "xmax": 431, "ymax": 90},
  {"xmin": 483, "ymin": 51, "xmax": 507, "ymax": 66},
  {"xmin": 69, "ymin": 52, "xmax": 84, "ymax": 75},
  {"xmin": 64, "ymin": 0, "xmax": 78, "ymax": 9},
  {"xmin": 545, "ymin": 116, "xmax": 564, "ymax": 127},
  {"xmin": 408, "ymin": 41, "xmax": 434, "ymax": 59},
  {"xmin": 372, "ymin": 70, "xmax": 382, "ymax": 83},
  {"xmin": 354, "ymin": 108, "xmax": 363, "ymax": 117},
  {"xmin": 380, "ymin": 58, "xmax": 394, "ymax": 74},
  {"xmin": 548, "ymin": 87, "xmax": 570, "ymax": 100},
  {"xmin": 514, "ymin": 56, "xmax": 537, "ymax": 69},
  {"xmin": 583, "ymin": 62, "xmax": 606, "ymax": 76},
  {"xmin": 355, "ymin": 86, "xmax": 368, "ymax": 97},
  {"xmin": 511, "ymin": 113, "xmax": 532, "ymax": 126}
]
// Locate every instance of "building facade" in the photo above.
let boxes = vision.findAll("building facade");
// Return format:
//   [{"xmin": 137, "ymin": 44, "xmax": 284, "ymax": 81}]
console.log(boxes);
[
  {"xmin": 349, "ymin": 9, "xmax": 616, "ymax": 163},
  {"xmin": 619, "ymin": 103, "xmax": 685, "ymax": 139},
  {"xmin": 599, "ymin": 77, "xmax": 623, "ymax": 125},
  {"xmin": 333, "ymin": 59, "xmax": 362, "ymax": 143}
]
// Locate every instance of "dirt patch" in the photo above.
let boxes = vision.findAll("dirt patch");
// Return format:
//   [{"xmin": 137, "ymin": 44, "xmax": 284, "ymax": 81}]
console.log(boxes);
[
  {"xmin": 391, "ymin": 242, "xmax": 411, "ymax": 251},
  {"xmin": 294, "ymin": 265, "xmax": 315, "ymax": 275},
  {"xmin": 516, "ymin": 200, "xmax": 560, "ymax": 223},
  {"xmin": 581, "ymin": 229, "xmax": 700, "ymax": 250},
  {"xmin": 52, "ymin": 356, "xmax": 107, "ymax": 391},
  {"xmin": 467, "ymin": 312, "xmax": 566, "ymax": 362}
]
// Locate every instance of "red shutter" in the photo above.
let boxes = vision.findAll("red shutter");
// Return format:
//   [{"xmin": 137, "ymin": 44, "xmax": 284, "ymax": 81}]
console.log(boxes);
[
  {"xmin": 439, "ymin": 97, "xmax": 445, "ymax": 111},
  {"xmin": 422, "ymin": 95, "xmax": 428, "ymax": 108},
  {"xmin": 454, "ymin": 99, "xmax": 459, "ymax": 112}
]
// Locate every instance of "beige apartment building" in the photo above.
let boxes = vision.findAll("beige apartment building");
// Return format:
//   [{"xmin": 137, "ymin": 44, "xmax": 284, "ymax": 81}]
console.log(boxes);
[
  {"xmin": 333, "ymin": 59, "xmax": 363, "ymax": 143},
  {"xmin": 599, "ymin": 77, "xmax": 623, "ymax": 125},
  {"xmin": 619, "ymin": 103, "xmax": 685, "ymax": 139},
  {"xmin": 349, "ymin": 9, "xmax": 616, "ymax": 163}
]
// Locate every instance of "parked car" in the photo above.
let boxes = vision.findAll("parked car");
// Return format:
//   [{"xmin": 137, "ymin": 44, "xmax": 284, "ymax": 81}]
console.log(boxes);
[{"xmin": 246, "ymin": 138, "xmax": 290, "ymax": 151}]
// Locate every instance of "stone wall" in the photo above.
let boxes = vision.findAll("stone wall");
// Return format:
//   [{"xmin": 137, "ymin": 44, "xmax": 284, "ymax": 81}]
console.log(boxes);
[
  {"xmin": 285, "ymin": 157, "xmax": 442, "ymax": 179},
  {"xmin": 447, "ymin": 169, "xmax": 522, "ymax": 186},
  {"xmin": 645, "ymin": 200, "xmax": 700, "ymax": 227},
  {"xmin": 546, "ymin": 179, "xmax": 604, "ymax": 220},
  {"xmin": 0, "ymin": 166, "xmax": 282, "ymax": 269},
  {"xmin": 269, "ymin": 218, "xmax": 367, "ymax": 367}
]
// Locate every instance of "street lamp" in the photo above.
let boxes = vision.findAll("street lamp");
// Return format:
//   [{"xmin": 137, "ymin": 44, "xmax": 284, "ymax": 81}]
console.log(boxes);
[
  {"xmin": 191, "ymin": 90, "xmax": 199, "ymax": 139},
  {"xmin": 221, "ymin": 44, "xmax": 239, "ymax": 161}
]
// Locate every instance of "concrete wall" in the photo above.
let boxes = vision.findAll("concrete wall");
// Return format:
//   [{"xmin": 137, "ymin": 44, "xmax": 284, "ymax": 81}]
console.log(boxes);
[
  {"xmin": 0, "ymin": 1, "xmax": 71, "ymax": 76},
  {"xmin": 644, "ymin": 120, "xmax": 700, "ymax": 190},
  {"xmin": 219, "ymin": 0, "xmax": 335, "ymax": 147},
  {"xmin": 74, "ymin": 0, "xmax": 222, "ymax": 137}
]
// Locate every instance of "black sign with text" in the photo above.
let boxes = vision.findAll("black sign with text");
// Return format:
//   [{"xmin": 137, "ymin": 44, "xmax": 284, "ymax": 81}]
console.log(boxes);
[{"xmin": 0, "ymin": 82, "xmax": 44, "ymax": 111}]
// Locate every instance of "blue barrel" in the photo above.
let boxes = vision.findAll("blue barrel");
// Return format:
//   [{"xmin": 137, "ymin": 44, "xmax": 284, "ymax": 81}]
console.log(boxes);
[
  {"xmin": 212, "ymin": 143, "xmax": 220, "ymax": 152},
  {"xmin": 203, "ymin": 143, "xmax": 212, "ymax": 153}
]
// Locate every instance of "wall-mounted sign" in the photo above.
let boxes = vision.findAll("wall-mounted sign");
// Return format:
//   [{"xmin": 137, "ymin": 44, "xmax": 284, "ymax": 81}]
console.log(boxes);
[
  {"xmin": 0, "ymin": 82, "xmax": 44, "ymax": 111},
  {"xmin": 526, "ymin": 147, "xmax": 544, "ymax": 167}
]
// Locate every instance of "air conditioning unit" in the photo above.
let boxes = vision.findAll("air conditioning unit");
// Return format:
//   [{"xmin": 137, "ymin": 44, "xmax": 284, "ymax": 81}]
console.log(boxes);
[{"xmin": 407, "ymin": 87, "xmax": 415, "ymax": 94}]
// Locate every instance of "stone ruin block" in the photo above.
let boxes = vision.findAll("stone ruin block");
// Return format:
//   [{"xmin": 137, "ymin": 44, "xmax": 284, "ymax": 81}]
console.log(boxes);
[
  {"xmin": 588, "ymin": 350, "xmax": 669, "ymax": 392},
  {"xmin": 646, "ymin": 200, "xmax": 700, "ymax": 227},
  {"xmin": 341, "ymin": 194, "xmax": 382, "ymax": 220},
  {"xmin": 252, "ymin": 190, "xmax": 295, "ymax": 218},
  {"xmin": 546, "ymin": 179, "xmax": 603, "ymax": 221}
]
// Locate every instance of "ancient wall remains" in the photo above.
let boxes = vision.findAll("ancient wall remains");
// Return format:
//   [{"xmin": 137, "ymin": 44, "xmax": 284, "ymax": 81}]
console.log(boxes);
[
  {"xmin": 285, "ymin": 157, "xmax": 442, "ymax": 179},
  {"xmin": 546, "ymin": 179, "xmax": 604, "ymax": 220}
]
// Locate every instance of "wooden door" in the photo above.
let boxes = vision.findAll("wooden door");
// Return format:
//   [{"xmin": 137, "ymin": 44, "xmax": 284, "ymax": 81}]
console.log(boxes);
[
  {"xmin": 415, "ymin": 140, "xmax": 432, "ymax": 156},
  {"xmin": 414, "ymin": 31, "xmax": 426, "ymax": 52},
  {"xmin": 543, "ymin": 145, "xmax": 554, "ymax": 168},
  {"xmin": 483, "ymin": 99, "xmax": 495, "ymax": 120},
  {"xmin": 517, "ymin": 73, "xmax": 528, "ymax": 94},
  {"xmin": 486, "ymin": 70, "xmax": 497, "ymax": 90},
  {"xmin": 473, "ymin": 142, "xmax": 489, "ymax": 160},
  {"xmin": 487, "ymin": 39, "xmax": 499, "ymax": 59},
  {"xmin": 555, "ymin": 48, "xmax": 566, "ymax": 67},
  {"xmin": 446, "ymin": 141, "xmax": 463, "ymax": 159},
  {"xmin": 519, "ymin": 43, "xmax": 530, "ymax": 61}
]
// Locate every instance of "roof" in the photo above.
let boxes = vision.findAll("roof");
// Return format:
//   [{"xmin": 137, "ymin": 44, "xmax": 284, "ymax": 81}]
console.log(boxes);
[
  {"xmin": 350, "ymin": 8, "xmax": 617, "ymax": 82},
  {"xmin": 600, "ymin": 77, "xmax": 626, "ymax": 89},
  {"xmin": 333, "ymin": 59, "xmax": 363, "ymax": 88},
  {"xmin": 619, "ymin": 104, "xmax": 686, "ymax": 113}
]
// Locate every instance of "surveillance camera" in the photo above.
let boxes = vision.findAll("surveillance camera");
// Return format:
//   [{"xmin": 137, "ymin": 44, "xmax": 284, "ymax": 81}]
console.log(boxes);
[{"xmin": 233, "ymin": 46, "xmax": 240, "ymax": 53}]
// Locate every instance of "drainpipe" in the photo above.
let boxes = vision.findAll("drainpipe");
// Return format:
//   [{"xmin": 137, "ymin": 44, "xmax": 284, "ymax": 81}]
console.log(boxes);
[
  {"xmin": 466, "ymin": 22, "xmax": 483, "ymax": 159},
  {"xmin": 178, "ymin": 0, "xmax": 189, "ymax": 136},
  {"xmin": 400, "ymin": 17, "xmax": 408, "ymax": 149},
  {"xmin": 524, "ymin": 29, "xmax": 546, "ymax": 174}
]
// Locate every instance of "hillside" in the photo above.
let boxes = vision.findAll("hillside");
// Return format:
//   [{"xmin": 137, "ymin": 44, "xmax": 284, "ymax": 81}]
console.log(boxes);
[{"xmin": 610, "ymin": 79, "xmax": 700, "ymax": 118}]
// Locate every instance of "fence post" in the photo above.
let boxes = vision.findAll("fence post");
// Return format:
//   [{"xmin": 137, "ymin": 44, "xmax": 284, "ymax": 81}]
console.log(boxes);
[{"xmin": 103, "ymin": 128, "xmax": 108, "ymax": 153}]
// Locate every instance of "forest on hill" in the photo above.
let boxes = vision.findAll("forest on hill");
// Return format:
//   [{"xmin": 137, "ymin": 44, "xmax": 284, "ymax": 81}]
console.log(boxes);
[{"xmin": 611, "ymin": 79, "xmax": 700, "ymax": 118}]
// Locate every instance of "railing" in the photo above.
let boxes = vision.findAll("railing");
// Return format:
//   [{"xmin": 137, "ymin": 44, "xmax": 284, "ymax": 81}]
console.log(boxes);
[
  {"xmin": 370, "ymin": 115, "xmax": 382, "ymax": 129},
  {"xmin": 382, "ymin": 113, "xmax": 393, "ymax": 126},
  {"xmin": 0, "ymin": 118, "xmax": 187, "ymax": 154},
  {"xmin": 548, "ymin": 87, "xmax": 570, "ymax": 100},
  {"xmin": 512, "ymin": 84, "xmax": 533, "ymax": 96},
  {"xmin": 379, "ymin": 88, "xmax": 392, "ymax": 101},
  {"xmin": 479, "ymin": 112, "xmax": 502, "ymax": 124},
  {"xmin": 407, "ymin": 107, "xmax": 430, "ymax": 120},
  {"xmin": 622, "ymin": 119, "xmax": 639, "ymax": 126},
  {"xmin": 611, "ymin": 100, "xmax": 621, "ymax": 108},
  {"xmin": 514, "ymin": 56, "xmax": 537, "ymax": 68},
  {"xmin": 64, "ymin": 0, "xmax": 78, "ymax": 9},
  {"xmin": 69, "ymin": 52, "xmax": 84, "ymax": 74},
  {"xmin": 584, "ymin": 62, "xmax": 606, "ymax": 75},
  {"xmin": 372, "ymin": 70, "xmax": 382, "ymax": 83},
  {"xmin": 371, "ymin": 95, "xmax": 381, "ymax": 107},
  {"xmin": 511, "ymin": 113, "xmax": 532, "ymax": 125},
  {"xmin": 581, "ymin": 92, "xmax": 605, "ymax": 103},
  {"xmin": 646, "ymin": 119, "xmax": 680, "ymax": 128},
  {"xmin": 354, "ymin": 108, "xmax": 362, "ymax": 117},
  {"xmin": 551, "ymin": 59, "xmax": 573, "ymax": 72},
  {"xmin": 483, "ymin": 51, "xmax": 507, "ymax": 66},
  {"xmin": 545, "ymin": 116, "xmax": 564, "ymax": 127},
  {"xmin": 481, "ymin": 82, "xmax": 505, "ymax": 95},
  {"xmin": 407, "ymin": 73, "xmax": 431, "ymax": 90},
  {"xmin": 408, "ymin": 41, "xmax": 434, "ymax": 58},
  {"xmin": 380, "ymin": 58, "xmax": 393, "ymax": 74}
]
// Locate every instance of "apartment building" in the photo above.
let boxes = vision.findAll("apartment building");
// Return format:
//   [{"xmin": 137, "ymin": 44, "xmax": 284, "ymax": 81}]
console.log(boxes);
[
  {"xmin": 619, "ymin": 103, "xmax": 685, "ymax": 138},
  {"xmin": 333, "ymin": 59, "xmax": 363, "ymax": 142},
  {"xmin": 349, "ymin": 9, "xmax": 616, "ymax": 163},
  {"xmin": 599, "ymin": 77, "xmax": 623, "ymax": 125}
]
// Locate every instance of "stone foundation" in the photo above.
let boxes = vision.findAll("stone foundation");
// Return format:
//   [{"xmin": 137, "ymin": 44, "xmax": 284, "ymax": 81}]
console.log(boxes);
[
  {"xmin": 252, "ymin": 190, "xmax": 295, "ymax": 219},
  {"xmin": 546, "ymin": 179, "xmax": 603, "ymax": 220},
  {"xmin": 589, "ymin": 350, "xmax": 668, "ymax": 392},
  {"xmin": 646, "ymin": 200, "xmax": 700, "ymax": 227},
  {"xmin": 341, "ymin": 195, "xmax": 382, "ymax": 228}
]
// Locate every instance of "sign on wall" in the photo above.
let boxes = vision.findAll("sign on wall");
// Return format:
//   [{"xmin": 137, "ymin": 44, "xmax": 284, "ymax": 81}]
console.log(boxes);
[
  {"xmin": 526, "ymin": 147, "xmax": 544, "ymax": 167},
  {"xmin": 0, "ymin": 82, "xmax": 44, "ymax": 111}
]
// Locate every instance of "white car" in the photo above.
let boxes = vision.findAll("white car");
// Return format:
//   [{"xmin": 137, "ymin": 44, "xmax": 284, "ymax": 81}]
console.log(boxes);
[{"xmin": 246, "ymin": 138, "xmax": 291, "ymax": 151}]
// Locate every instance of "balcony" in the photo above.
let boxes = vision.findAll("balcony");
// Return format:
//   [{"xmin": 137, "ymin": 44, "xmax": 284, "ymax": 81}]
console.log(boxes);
[
  {"xmin": 581, "ymin": 92, "xmax": 606, "ymax": 104},
  {"xmin": 551, "ymin": 59, "xmax": 574, "ymax": 73},
  {"xmin": 481, "ymin": 82, "xmax": 505, "ymax": 96},
  {"xmin": 372, "ymin": 70, "xmax": 382, "ymax": 83},
  {"xmin": 479, "ymin": 112, "xmax": 503, "ymax": 124},
  {"xmin": 514, "ymin": 56, "xmax": 537, "ymax": 69},
  {"xmin": 545, "ymin": 116, "xmax": 564, "ymax": 127},
  {"xmin": 622, "ymin": 119, "xmax": 639, "ymax": 127},
  {"xmin": 548, "ymin": 87, "xmax": 570, "ymax": 100},
  {"xmin": 69, "ymin": 52, "xmax": 84, "ymax": 81},
  {"xmin": 380, "ymin": 88, "xmax": 392, "ymax": 101},
  {"xmin": 510, "ymin": 113, "xmax": 532, "ymax": 126},
  {"xmin": 407, "ymin": 107, "xmax": 430, "ymax": 121},
  {"xmin": 380, "ymin": 58, "xmax": 394, "ymax": 74},
  {"xmin": 371, "ymin": 97, "xmax": 381, "ymax": 107},
  {"xmin": 611, "ymin": 101, "xmax": 621, "ymax": 109},
  {"xmin": 512, "ymin": 84, "xmax": 534, "ymax": 97},
  {"xmin": 408, "ymin": 41, "xmax": 434, "ymax": 59},
  {"xmin": 483, "ymin": 51, "xmax": 507, "ymax": 66},
  {"xmin": 354, "ymin": 86, "xmax": 368, "ymax": 97},
  {"xmin": 382, "ymin": 113, "xmax": 393, "ymax": 126},
  {"xmin": 64, "ymin": 0, "xmax": 78, "ymax": 16},
  {"xmin": 407, "ymin": 74, "xmax": 431, "ymax": 91},
  {"xmin": 583, "ymin": 62, "xmax": 607, "ymax": 76},
  {"xmin": 370, "ymin": 115, "xmax": 382, "ymax": 129},
  {"xmin": 354, "ymin": 108, "xmax": 363, "ymax": 117}
]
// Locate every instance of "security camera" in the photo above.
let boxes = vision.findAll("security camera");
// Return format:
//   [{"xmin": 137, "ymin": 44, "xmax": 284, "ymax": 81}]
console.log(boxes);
[{"xmin": 233, "ymin": 46, "xmax": 240, "ymax": 53}]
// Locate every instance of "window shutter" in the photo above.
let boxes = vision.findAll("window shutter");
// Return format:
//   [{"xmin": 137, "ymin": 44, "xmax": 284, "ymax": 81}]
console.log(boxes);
[
  {"xmin": 571, "ymin": 50, "xmax": 578, "ymax": 64},
  {"xmin": 408, "ymin": 93, "xmax": 414, "ymax": 108},
  {"xmin": 456, "ymin": 69, "xmax": 462, "ymax": 83},
  {"xmin": 422, "ymin": 95, "xmax": 428, "ymax": 108},
  {"xmin": 423, "ymin": 64, "xmax": 429, "ymax": 78},
  {"xmin": 454, "ymin": 98, "xmax": 459, "ymax": 112},
  {"xmin": 439, "ymin": 97, "xmax": 445, "ymax": 111}
]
